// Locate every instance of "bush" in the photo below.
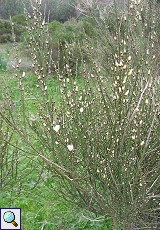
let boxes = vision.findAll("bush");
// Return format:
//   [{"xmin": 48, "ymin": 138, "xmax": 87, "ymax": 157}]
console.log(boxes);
[
  {"xmin": 80, "ymin": 16, "xmax": 98, "ymax": 39},
  {"xmin": 22, "ymin": 19, "xmax": 86, "ymax": 72},
  {"xmin": 0, "ymin": 19, "xmax": 12, "ymax": 43},
  {"xmin": 13, "ymin": 24, "xmax": 26, "ymax": 42},
  {"xmin": 0, "ymin": 34, "xmax": 13, "ymax": 43},
  {"xmin": 1, "ymin": 1, "xmax": 159, "ymax": 229},
  {"xmin": 48, "ymin": 20, "xmax": 84, "ymax": 46},
  {"xmin": 0, "ymin": 19, "xmax": 25, "ymax": 43},
  {"xmin": 12, "ymin": 14, "xmax": 27, "ymax": 26},
  {"xmin": 49, "ymin": 20, "xmax": 88, "ymax": 73},
  {"xmin": 0, "ymin": 19, "xmax": 12, "ymax": 35}
]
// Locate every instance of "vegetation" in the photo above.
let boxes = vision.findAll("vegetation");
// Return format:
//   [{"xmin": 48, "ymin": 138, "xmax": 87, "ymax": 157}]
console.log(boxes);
[
  {"xmin": 12, "ymin": 14, "xmax": 27, "ymax": 26},
  {"xmin": 0, "ymin": 18, "xmax": 26, "ymax": 43},
  {"xmin": 0, "ymin": 0, "xmax": 76, "ymax": 22},
  {"xmin": 0, "ymin": 0, "xmax": 31, "ymax": 19},
  {"xmin": 40, "ymin": 0, "xmax": 76, "ymax": 22},
  {"xmin": 0, "ymin": 0, "xmax": 160, "ymax": 229},
  {"xmin": 0, "ymin": 53, "xmax": 8, "ymax": 71}
]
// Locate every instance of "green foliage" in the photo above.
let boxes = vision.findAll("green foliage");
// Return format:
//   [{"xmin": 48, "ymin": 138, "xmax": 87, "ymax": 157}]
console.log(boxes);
[
  {"xmin": 14, "ymin": 24, "xmax": 26, "ymax": 42},
  {"xmin": 0, "ymin": 34, "xmax": 13, "ymax": 43},
  {"xmin": 54, "ymin": 0, "xmax": 76, "ymax": 22},
  {"xmin": 0, "ymin": 19, "xmax": 12, "ymax": 43},
  {"xmin": 0, "ymin": 19, "xmax": 12, "ymax": 35},
  {"xmin": 81, "ymin": 16, "xmax": 98, "ymax": 38},
  {"xmin": 41, "ymin": 0, "xmax": 76, "ymax": 22},
  {"xmin": 22, "ymin": 18, "xmax": 86, "ymax": 72},
  {"xmin": 12, "ymin": 14, "xmax": 26, "ymax": 26},
  {"xmin": 0, "ymin": 0, "xmax": 76, "ymax": 23},
  {"xmin": 0, "ymin": 53, "xmax": 8, "ymax": 71},
  {"xmin": 49, "ymin": 20, "xmax": 87, "ymax": 73},
  {"xmin": 0, "ymin": 19, "xmax": 25, "ymax": 43},
  {"xmin": 48, "ymin": 20, "xmax": 84, "ymax": 46},
  {"xmin": 0, "ymin": 0, "xmax": 31, "ymax": 19}
]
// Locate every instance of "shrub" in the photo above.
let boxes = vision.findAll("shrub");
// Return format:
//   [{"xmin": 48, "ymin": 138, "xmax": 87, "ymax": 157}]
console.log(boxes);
[
  {"xmin": 0, "ymin": 1, "xmax": 159, "ymax": 229},
  {"xmin": 0, "ymin": 19, "xmax": 12, "ymax": 35},
  {"xmin": 0, "ymin": 19, "xmax": 25, "ymax": 43},
  {"xmin": 22, "ymin": 18, "xmax": 86, "ymax": 72},
  {"xmin": 80, "ymin": 16, "xmax": 98, "ymax": 39},
  {"xmin": 13, "ymin": 24, "xmax": 26, "ymax": 42},
  {"xmin": 12, "ymin": 14, "xmax": 27, "ymax": 26},
  {"xmin": 48, "ymin": 20, "xmax": 86, "ymax": 71},
  {"xmin": 48, "ymin": 20, "xmax": 85, "ymax": 46},
  {"xmin": 0, "ymin": 34, "xmax": 13, "ymax": 43}
]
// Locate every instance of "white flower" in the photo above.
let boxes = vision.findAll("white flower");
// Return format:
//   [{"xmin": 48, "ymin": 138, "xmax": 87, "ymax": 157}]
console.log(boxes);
[
  {"xmin": 123, "ymin": 64, "xmax": 127, "ymax": 69},
  {"xmin": 128, "ymin": 69, "xmax": 133, "ymax": 76},
  {"xmin": 132, "ymin": 135, "xmax": 136, "ymax": 140},
  {"xmin": 140, "ymin": 141, "xmax": 144, "ymax": 146},
  {"xmin": 145, "ymin": 99, "xmax": 149, "ymax": 104},
  {"xmin": 67, "ymin": 91, "xmax": 71, "ymax": 97},
  {"xmin": 124, "ymin": 89, "xmax": 129, "ymax": 96},
  {"xmin": 80, "ymin": 107, "xmax": 84, "ymax": 113},
  {"xmin": 115, "ymin": 60, "xmax": 123, "ymax": 67},
  {"xmin": 53, "ymin": 124, "xmax": 60, "ymax": 132},
  {"xmin": 67, "ymin": 144, "xmax": 74, "ymax": 151}
]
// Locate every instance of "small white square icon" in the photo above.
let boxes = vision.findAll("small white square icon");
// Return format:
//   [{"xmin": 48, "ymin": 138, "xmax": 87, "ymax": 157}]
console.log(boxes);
[{"xmin": 0, "ymin": 208, "xmax": 21, "ymax": 230}]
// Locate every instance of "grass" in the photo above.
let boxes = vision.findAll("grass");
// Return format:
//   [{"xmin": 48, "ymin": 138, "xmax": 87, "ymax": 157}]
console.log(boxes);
[
  {"xmin": 0, "ymin": 64, "xmax": 114, "ymax": 229},
  {"xmin": 0, "ymin": 143, "xmax": 113, "ymax": 229},
  {"xmin": 0, "ymin": 190, "xmax": 115, "ymax": 229}
]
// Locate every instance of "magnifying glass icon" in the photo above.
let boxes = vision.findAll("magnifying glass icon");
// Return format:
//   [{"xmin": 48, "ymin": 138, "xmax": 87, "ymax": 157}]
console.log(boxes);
[{"xmin": 3, "ymin": 211, "xmax": 18, "ymax": 227}]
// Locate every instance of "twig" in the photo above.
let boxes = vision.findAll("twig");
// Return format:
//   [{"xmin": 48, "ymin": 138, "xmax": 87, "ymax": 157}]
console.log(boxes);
[
  {"xmin": 39, "ymin": 221, "xmax": 55, "ymax": 230},
  {"xmin": 40, "ymin": 221, "xmax": 47, "ymax": 230},
  {"xmin": 81, "ymin": 213, "xmax": 106, "ymax": 222},
  {"xmin": 146, "ymin": 175, "xmax": 160, "ymax": 195},
  {"xmin": 130, "ymin": 80, "xmax": 149, "ymax": 121}
]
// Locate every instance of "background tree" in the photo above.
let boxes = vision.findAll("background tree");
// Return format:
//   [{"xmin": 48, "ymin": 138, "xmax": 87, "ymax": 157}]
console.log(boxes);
[
  {"xmin": 0, "ymin": 0, "xmax": 31, "ymax": 19},
  {"xmin": 41, "ymin": 0, "xmax": 76, "ymax": 22}
]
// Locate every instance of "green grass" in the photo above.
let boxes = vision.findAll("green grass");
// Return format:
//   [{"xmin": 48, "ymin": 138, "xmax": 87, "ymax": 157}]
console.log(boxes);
[
  {"xmin": 0, "ymin": 172, "xmax": 114, "ymax": 229},
  {"xmin": 0, "ymin": 67, "xmax": 115, "ymax": 229}
]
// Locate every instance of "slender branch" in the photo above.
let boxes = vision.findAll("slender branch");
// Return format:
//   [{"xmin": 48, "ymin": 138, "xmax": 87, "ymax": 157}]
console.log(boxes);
[{"xmin": 146, "ymin": 175, "xmax": 160, "ymax": 195}]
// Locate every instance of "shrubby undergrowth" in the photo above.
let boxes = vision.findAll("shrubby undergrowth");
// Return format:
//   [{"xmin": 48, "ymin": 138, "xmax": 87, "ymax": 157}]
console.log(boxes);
[
  {"xmin": 0, "ymin": 0, "xmax": 159, "ymax": 229},
  {"xmin": 0, "ymin": 18, "xmax": 26, "ymax": 43}
]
